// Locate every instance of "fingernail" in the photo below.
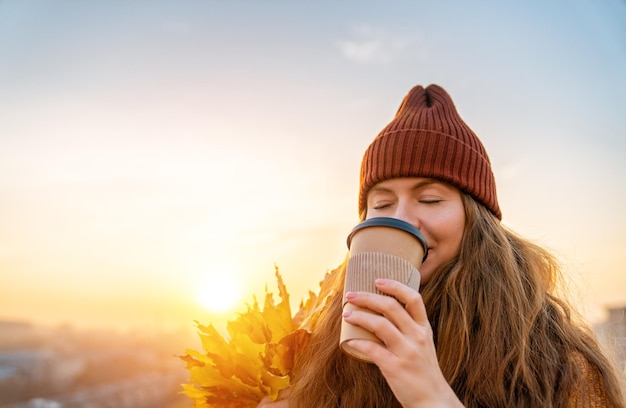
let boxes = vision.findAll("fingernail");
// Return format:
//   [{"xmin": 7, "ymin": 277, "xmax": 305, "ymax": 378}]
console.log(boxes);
[
  {"xmin": 345, "ymin": 291, "xmax": 357, "ymax": 299},
  {"xmin": 375, "ymin": 279, "xmax": 386, "ymax": 285},
  {"xmin": 342, "ymin": 311, "xmax": 351, "ymax": 318}
]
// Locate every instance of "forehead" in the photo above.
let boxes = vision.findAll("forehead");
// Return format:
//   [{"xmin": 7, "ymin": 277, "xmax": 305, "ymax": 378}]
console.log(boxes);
[{"xmin": 370, "ymin": 177, "xmax": 442, "ymax": 191}]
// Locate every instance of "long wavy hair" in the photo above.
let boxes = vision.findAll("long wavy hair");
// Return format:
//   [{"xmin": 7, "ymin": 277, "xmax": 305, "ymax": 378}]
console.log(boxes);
[{"xmin": 288, "ymin": 194, "xmax": 625, "ymax": 407}]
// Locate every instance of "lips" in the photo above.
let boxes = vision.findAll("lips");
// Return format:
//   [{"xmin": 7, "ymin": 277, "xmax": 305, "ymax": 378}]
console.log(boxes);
[{"xmin": 423, "ymin": 248, "xmax": 433, "ymax": 262}]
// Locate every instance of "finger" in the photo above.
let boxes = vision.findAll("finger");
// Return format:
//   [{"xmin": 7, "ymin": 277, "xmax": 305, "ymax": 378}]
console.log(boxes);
[
  {"xmin": 374, "ymin": 279, "xmax": 429, "ymax": 326},
  {"xmin": 342, "ymin": 296, "xmax": 429, "ymax": 359},
  {"xmin": 342, "ymin": 307, "xmax": 405, "ymax": 357},
  {"xmin": 340, "ymin": 337, "xmax": 394, "ymax": 365},
  {"xmin": 345, "ymin": 290, "xmax": 408, "ymax": 329},
  {"xmin": 344, "ymin": 285, "xmax": 425, "ymax": 336}
]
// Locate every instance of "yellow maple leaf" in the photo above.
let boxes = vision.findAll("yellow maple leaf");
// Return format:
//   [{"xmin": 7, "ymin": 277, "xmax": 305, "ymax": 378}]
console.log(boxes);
[{"xmin": 181, "ymin": 264, "xmax": 340, "ymax": 407}]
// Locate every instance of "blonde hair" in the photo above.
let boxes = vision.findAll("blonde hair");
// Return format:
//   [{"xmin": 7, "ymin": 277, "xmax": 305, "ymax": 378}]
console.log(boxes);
[{"xmin": 289, "ymin": 194, "xmax": 625, "ymax": 407}]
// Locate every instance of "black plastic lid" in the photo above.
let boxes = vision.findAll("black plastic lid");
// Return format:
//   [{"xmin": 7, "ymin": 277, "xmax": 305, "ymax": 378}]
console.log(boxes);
[{"xmin": 346, "ymin": 217, "xmax": 428, "ymax": 262}]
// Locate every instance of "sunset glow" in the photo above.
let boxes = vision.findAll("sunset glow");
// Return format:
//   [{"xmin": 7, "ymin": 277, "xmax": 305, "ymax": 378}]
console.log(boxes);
[
  {"xmin": 194, "ymin": 271, "xmax": 243, "ymax": 314},
  {"xmin": 0, "ymin": 1, "xmax": 625, "ymax": 335}
]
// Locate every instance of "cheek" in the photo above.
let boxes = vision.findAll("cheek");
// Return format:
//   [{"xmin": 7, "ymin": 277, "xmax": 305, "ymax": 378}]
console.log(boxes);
[
  {"xmin": 426, "ymin": 209, "xmax": 465, "ymax": 261},
  {"xmin": 441, "ymin": 213, "xmax": 465, "ymax": 256},
  {"xmin": 419, "ymin": 216, "xmax": 464, "ymax": 284},
  {"xmin": 446, "ymin": 217, "xmax": 465, "ymax": 258}
]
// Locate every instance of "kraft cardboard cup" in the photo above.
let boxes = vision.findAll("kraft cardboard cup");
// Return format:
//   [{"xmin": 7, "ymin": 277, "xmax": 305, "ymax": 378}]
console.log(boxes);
[{"xmin": 340, "ymin": 217, "xmax": 428, "ymax": 362}]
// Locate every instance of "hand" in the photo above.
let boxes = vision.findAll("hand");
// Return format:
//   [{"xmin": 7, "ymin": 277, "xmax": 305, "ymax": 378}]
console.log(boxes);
[
  {"xmin": 342, "ymin": 279, "xmax": 463, "ymax": 408},
  {"xmin": 256, "ymin": 388, "xmax": 290, "ymax": 408},
  {"xmin": 257, "ymin": 398, "xmax": 289, "ymax": 408}
]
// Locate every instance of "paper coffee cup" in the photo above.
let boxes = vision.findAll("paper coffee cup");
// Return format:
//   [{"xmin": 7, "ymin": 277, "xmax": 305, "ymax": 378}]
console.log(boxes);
[{"xmin": 340, "ymin": 217, "xmax": 428, "ymax": 362}]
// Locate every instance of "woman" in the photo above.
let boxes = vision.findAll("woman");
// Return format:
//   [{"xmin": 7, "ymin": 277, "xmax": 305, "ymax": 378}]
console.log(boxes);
[{"xmin": 259, "ymin": 84, "xmax": 625, "ymax": 407}]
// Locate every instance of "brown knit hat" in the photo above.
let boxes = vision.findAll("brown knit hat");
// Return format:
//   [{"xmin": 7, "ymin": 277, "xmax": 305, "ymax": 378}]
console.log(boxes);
[{"xmin": 359, "ymin": 84, "xmax": 501, "ymax": 219}]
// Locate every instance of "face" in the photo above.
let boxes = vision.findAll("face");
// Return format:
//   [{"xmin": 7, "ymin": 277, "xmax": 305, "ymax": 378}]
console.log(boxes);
[{"xmin": 365, "ymin": 177, "xmax": 466, "ymax": 284}]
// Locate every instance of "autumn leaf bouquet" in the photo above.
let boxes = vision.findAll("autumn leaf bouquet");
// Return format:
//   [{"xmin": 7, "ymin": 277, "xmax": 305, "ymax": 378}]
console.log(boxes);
[{"xmin": 180, "ymin": 266, "xmax": 338, "ymax": 407}]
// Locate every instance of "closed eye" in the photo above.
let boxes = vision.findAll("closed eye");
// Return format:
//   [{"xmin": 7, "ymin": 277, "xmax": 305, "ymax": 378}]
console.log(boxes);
[
  {"xmin": 419, "ymin": 199, "xmax": 443, "ymax": 205},
  {"xmin": 372, "ymin": 203, "xmax": 393, "ymax": 210}
]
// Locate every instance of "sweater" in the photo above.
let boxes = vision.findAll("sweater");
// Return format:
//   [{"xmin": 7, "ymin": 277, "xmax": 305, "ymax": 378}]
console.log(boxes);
[{"xmin": 568, "ymin": 352, "xmax": 614, "ymax": 407}]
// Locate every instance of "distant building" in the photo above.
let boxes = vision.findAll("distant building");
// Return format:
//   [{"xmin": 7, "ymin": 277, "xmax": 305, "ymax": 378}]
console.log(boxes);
[
  {"xmin": 0, "ymin": 349, "xmax": 54, "ymax": 382},
  {"xmin": 0, "ymin": 319, "xmax": 189, "ymax": 408},
  {"xmin": 0, "ymin": 366, "xmax": 17, "ymax": 380},
  {"xmin": 5, "ymin": 372, "xmax": 182, "ymax": 408}
]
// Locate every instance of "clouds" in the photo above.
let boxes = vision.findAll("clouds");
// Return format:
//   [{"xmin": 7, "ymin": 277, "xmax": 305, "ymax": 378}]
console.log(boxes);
[{"xmin": 335, "ymin": 24, "xmax": 423, "ymax": 64}]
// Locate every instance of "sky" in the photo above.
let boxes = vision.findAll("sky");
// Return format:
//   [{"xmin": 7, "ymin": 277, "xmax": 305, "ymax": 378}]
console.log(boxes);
[{"xmin": 1, "ymin": 0, "xmax": 625, "ymax": 332}]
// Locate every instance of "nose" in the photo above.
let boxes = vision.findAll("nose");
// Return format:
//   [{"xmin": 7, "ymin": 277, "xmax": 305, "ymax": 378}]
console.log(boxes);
[{"xmin": 391, "ymin": 200, "xmax": 420, "ymax": 229}]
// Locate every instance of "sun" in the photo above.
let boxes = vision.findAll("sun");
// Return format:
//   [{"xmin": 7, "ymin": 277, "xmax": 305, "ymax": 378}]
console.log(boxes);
[{"xmin": 195, "ymin": 272, "xmax": 243, "ymax": 314}]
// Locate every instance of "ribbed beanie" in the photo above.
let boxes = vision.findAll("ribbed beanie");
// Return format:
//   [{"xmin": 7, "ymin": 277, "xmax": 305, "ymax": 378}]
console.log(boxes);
[{"xmin": 359, "ymin": 84, "xmax": 501, "ymax": 219}]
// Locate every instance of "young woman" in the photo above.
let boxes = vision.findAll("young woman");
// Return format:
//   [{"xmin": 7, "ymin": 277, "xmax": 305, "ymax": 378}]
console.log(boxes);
[{"xmin": 258, "ymin": 84, "xmax": 625, "ymax": 407}]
